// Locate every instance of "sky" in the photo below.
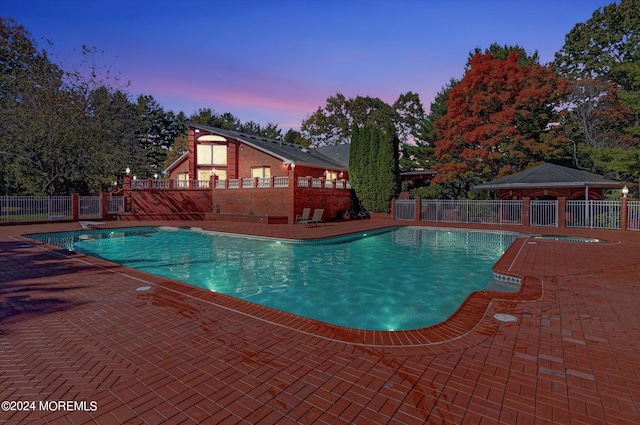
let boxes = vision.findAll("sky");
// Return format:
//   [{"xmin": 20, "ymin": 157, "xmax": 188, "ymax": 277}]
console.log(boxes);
[{"xmin": 1, "ymin": 0, "xmax": 614, "ymax": 130}]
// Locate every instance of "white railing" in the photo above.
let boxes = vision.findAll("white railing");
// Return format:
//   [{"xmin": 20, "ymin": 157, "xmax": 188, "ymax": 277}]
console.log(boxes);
[
  {"xmin": 131, "ymin": 180, "xmax": 148, "ymax": 189},
  {"xmin": 151, "ymin": 179, "xmax": 169, "ymax": 189},
  {"xmin": 530, "ymin": 200, "xmax": 558, "ymax": 227},
  {"xmin": 193, "ymin": 180, "xmax": 210, "ymax": 189},
  {"xmin": 132, "ymin": 175, "xmax": 345, "ymax": 190},
  {"xmin": 566, "ymin": 200, "xmax": 620, "ymax": 229},
  {"xmin": 1, "ymin": 196, "xmax": 72, "ymax": 222},
  {"xmin": 274, "ymin": 176, "xmax": 289, "ymax": 187},
  {"xmin": 79, "ymin": 196, "xmax": 102, "ymax": 219},
  {"xmin": 394, "ymin": 199, "xmax": 416, "ymax": 220},
  {"xmin": 629, "ymin": 201, "xmax": 640, "ymax": 231},
  {"xmin": 419, "ymin": 200, "xmax": 523, "ymax": 225}
]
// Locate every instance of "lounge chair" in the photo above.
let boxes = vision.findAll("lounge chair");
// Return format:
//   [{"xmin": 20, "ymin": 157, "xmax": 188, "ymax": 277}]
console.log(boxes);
[
  {"xmin": 295, "ymin": 208, "xmax": 311, "ymax": 224},
  {"xmin": 305, "ymin": 209, "xmax": 324, "ymax": 227}
]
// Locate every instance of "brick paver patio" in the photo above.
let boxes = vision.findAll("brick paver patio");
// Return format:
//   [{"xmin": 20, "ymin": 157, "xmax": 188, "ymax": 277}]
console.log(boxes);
[{"xmin": 1, "ymin": 218, "xmax": 639, "ymax": 424}]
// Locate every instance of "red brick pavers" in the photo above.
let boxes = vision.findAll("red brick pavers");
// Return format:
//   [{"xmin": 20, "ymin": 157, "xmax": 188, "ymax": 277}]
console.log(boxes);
[{"xmin": 1, "ymin": 219, "xmax": 639, "ymax": 424}]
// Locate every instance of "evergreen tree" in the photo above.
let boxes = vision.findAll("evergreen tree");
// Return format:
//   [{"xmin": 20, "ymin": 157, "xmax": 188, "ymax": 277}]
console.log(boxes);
[{"xmin": 349, "ymin": 123, "xmax": 400, "ymax": 212}]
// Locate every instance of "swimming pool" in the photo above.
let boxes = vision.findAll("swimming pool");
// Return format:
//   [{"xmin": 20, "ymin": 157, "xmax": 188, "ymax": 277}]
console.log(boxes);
[{"xmin": 29, "ymin": 226, "xmax": 520, "ymax": 330}]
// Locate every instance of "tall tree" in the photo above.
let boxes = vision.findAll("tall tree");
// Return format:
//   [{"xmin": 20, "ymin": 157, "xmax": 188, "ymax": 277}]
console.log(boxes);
[
  {"xmin": 283, "ymin": 129, "xmax": 311, "ymax": 147},
  {"xmin": 301, "ymin": 93, "xmax": 350, "ymax": 146},
  {"xmin": 554, "ymin": 0, "xmax": 640, "ymax": 180},
  {"xmin": 402, "ymin": 79, "xmax": 457, "ymax": 172},
  {"xmin": 0, "ymin": 18, "xmax": 139, "ymax": 195},
  {"xmin": 135, "ymin": 95, "xmax": 184, "ymax": 177},
  {"xmin": 348, "ymin": 123, "xmax": 399, "ymax": 212},
  {"xmin": 433, "ymin": 52, "xmax": 569, "ymax": 197},
  {"xmin": 301, "ymin": 92, "xmax": 425, "ymax": 147}
]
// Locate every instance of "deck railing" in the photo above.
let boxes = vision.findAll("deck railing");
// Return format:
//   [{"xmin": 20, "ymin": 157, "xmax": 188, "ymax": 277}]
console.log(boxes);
[{"xmin": 130, "ymin": 176, "xmax": 350, "ymax": 191}]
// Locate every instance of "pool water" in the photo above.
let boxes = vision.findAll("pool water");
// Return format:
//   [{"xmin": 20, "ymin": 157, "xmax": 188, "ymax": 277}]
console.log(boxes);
[{"xmin": 30, "ymin": 226, "xmax": 520, "ymax": 330}]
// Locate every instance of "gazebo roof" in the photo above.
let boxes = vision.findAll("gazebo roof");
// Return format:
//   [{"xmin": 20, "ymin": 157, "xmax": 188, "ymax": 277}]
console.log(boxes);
[{"xmin": 474, "ymin": 163, "xmax": 628, "ymax": 190}]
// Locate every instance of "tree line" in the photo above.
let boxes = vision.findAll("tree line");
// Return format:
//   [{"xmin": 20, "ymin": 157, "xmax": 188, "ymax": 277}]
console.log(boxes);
[{"xmin": 1, "ymin": 0, "xmax": 639, "ymax": 208}]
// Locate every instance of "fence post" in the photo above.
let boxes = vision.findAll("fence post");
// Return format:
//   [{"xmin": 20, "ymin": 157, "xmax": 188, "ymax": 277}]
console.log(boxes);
[
  {"xmin": 621, "ymin": 197, "xmax": 629, "ymax": 231},
  {"xmin": 415, "ymin": 197, "xmax": 421, "ymax": 222},
  {"xmin": 558, "ymin": 197, "xmax": 566, "ymax": 229},
  {"xmin": 101, "ymin": 193, "xmax": 109, "ymax": 220},
  {"xmin": 391, "ymin": 198, "xmax": 396, "ymax": 220},
  {"xmin": 522, "ymin": 197, "xmax": 530, "ymax": 228},
  {"xmin": 71, "ymin": 193, "xmax": 80, "ymax": 221}
]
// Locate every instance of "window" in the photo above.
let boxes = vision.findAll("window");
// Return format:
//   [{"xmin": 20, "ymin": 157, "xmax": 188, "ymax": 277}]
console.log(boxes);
[
  {"xmin": 176, "ymin": 173, "xmax": 189, "ymax": 188},
  {"xmin": 197, "ymin": 144, "xmax": 227, "ymax": 165},
  {"xmin": 198, "ymin": 169, "xmax": 226, "ymax": 181},
  {"xmin": 251, "ymin": 167, "xmax": 271, "ymax": 178},
  {"xmin": 325, "ymin": 171, "xmax": 338, "ymax": 180}
]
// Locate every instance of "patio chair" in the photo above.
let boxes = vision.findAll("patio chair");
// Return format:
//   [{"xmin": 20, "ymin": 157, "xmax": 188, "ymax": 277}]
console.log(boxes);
[
  {"xmin": 295, "ymin": 208, "xmax": 311, "ymax": 224},
  {"xmin": 306, "ymin": 209, "xmax": 324, "ymax": 227}
]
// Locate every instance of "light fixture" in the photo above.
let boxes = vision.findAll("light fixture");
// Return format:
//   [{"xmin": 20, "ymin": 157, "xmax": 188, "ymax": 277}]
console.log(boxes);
[
  {"xmin": 125, "ymin": 167, "xmax": 130, "ymax": 175},
  {"xmin": 622, "ymin": 185, "xmax": 629, "ymax": 198},
  {"xmin": 133, "ymin": 175, "xmax": 137, "ymax": 180},
  {"xmin": 195, "ymin": 129, "xmax": 200, "ymax": 133},
  {"xmin": 154, "ymin": 173, "xmax": 158, "ymax": 179}
]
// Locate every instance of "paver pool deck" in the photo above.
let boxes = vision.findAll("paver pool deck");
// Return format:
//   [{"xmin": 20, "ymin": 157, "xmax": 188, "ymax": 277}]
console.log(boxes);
[{"xmin": 1, "ymin": 218, "xmax": 639, "ymax": 424}]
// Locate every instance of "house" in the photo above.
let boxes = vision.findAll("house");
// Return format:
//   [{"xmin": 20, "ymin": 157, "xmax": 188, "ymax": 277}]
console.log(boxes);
[{"xmin": 123, "ymin": 123, "xmax": 353, "ymax": 223}]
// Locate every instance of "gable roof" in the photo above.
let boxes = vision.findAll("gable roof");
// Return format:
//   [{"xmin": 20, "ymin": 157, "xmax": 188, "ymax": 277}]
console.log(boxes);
[
  {"xmin": 188, "ymin": 123, "xmax": 349, "ymax": 170},
  {"xmin": 474, "ymin": 163, "xmax": 628, "ymax": 190}
]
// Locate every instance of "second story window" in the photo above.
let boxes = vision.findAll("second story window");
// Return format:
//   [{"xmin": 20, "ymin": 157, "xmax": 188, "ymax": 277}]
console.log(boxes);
[{"xmin": 197, "ymin": 144, "xmax": 227, "ymax": 165}]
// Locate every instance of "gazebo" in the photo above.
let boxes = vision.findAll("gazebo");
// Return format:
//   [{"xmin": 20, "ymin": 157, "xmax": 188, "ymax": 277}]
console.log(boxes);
[{"xmin": 473, "ymin": 163, "xmax": 629, "ymax": 200}]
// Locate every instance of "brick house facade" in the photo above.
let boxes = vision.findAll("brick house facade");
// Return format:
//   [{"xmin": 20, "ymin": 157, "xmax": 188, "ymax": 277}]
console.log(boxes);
[{"xmin": 123, "ymin": 124, "xmax": 353, "ymax": 223}]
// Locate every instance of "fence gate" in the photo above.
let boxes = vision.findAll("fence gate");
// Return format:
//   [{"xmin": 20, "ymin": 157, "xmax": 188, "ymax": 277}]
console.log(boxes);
[
  {"xmin": 79, "ymin": 196, "xmax": 102, "ymax": 220},
  {"xmin": 530, "ymin": 200, "xmax": 558, "ymax": 227}
]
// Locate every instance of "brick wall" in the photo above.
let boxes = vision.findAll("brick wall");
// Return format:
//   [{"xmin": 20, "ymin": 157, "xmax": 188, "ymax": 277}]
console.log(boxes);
[
  {"xmin": 211, "ymin": 187, "xmax": 294, "ymax": 222},
  {"xmin": 294, "ymin": 187, "xmax": 352, "ymax": 222}
]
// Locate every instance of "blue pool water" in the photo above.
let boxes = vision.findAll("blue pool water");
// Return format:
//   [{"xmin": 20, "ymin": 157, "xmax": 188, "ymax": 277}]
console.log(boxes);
[{"xmin": 30, "ymin": 226, "xmax": 520, "ymax": 330}]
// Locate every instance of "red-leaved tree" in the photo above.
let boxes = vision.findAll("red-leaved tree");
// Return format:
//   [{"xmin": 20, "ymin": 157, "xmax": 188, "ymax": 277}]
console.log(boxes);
[{"xmin": 433, "ymin": 52, "xmax": 569, "ymax": 196}]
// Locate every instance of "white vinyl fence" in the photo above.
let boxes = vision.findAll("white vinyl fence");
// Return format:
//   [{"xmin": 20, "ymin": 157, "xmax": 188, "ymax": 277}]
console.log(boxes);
[
  {"xmin": 530, "ymin": 200, "xmax": 558, "ymax": 227},
  {"xmin": 566, "ymin": 200, "xmax": 620, "ymax": 229},
  {"xmin": 629, "ymin": 201, "xmax": 640, "ymax": 231}
]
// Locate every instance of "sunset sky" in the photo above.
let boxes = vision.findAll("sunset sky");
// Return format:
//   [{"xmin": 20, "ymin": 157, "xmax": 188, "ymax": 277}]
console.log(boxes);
[{"xmin": 2, "ymin": 0, "xmax": 613, "ymax": 130}]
